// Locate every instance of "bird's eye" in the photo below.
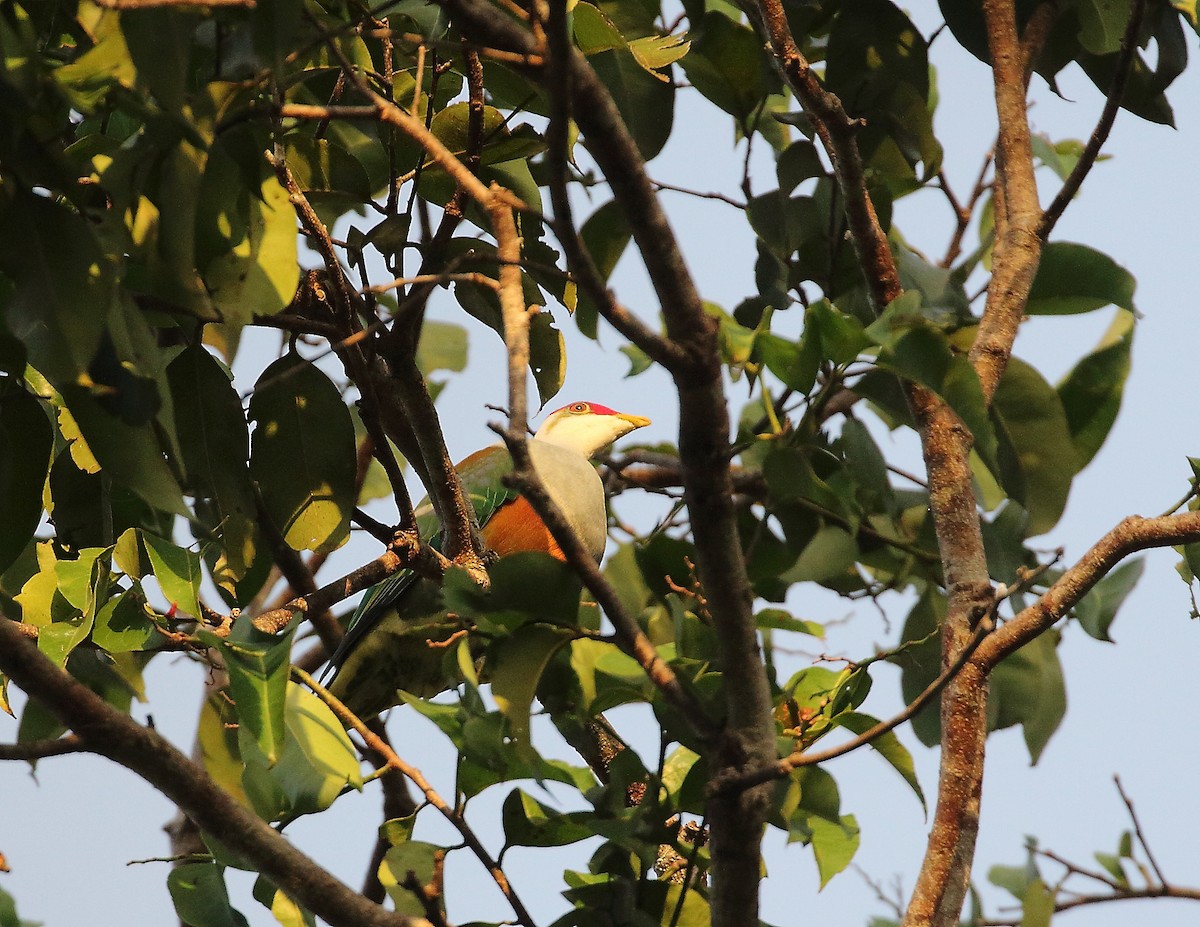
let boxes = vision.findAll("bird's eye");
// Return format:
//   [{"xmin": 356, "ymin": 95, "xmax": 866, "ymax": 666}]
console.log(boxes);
[{"xmin": 569, "ymin": 402, "xmax": 589, "ymax": 413}]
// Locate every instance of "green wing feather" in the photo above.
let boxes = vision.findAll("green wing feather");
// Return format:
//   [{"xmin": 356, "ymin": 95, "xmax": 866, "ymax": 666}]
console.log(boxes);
[{"xmin": 324, "ymin": 449, "xmax": 518, "ymax": 688}]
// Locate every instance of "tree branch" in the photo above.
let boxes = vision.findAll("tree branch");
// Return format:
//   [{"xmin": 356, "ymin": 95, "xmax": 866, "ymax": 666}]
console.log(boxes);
[
  {"xmin": 710, "ymin": 618, "xmax": 993, "ymax": 794},
  {"xmin": 746, "ymin": 0, "xmax": 901, "ymax": 314},
  {"xmin": 0, "ymin": 620, "xmax": 429, "ymax": 927},
  {"xmin": 968, "ymin": 0, "xmax": 1044, "ymax": 402},
  {"xmin": 979, "ymin": 511, "xmax": 1200, "ymax": 667},
  {"xmin": 292, "ymin": 668, "xmax": 534, "ymax": 927},
  {"xmin": 249, "ymin": 540, "xmax": 450, "ymax": 636},
  {"xmin": 0, "ymin": 733, "xmax": 85, "ymax": 761}
]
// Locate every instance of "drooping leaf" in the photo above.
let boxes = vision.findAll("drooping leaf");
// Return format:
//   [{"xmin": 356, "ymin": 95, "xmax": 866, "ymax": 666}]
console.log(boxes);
[
  {"xmin": 249, "ymin": 354, "xmax": 355, "ymax": 555},
  {"xmin": 143, "ymin": 533, "xmax": 203, "ymax": 621},
  {"xmin": 200, "ymin": 150, "xmax": 300, "ymax": 327},
  {"xmin": 167, "ymin": 863, "xmax": 250, "ymax": 927},
  {"xmin": 991, "ymin": 358, "xmax": 1077, "ymax": 536},
  {"xmin": 0, "ymin": 385, "xmax": 52, "ymax": 574},
  {"xmin": 491, "ymin": 627, "xmax": 574, "ymax": 755},
  {"xmin": 833, "ymin": 712, "xmax": 926, "ymax": 809},
  {"xmin": 168, "ymin": 344, "xmax": 258, "ymax": 582},
  {"xmin": 989, "ymin": 630, "xmax": 1067, "ymax": 764},
  {"xmin": 1057, "ymin": 308, "xmax": 1134, "ymax": 468},
  {"xmin": 201, "ymin": 620, "xmax": 296, "ymax": 765},
  {"xmin": 269, "ymin": 682, "xmax": 363, "ymax": 815},
  {"xmin": 1073, "ymin": 558, "xmax": 1144, "ymax": 642}
]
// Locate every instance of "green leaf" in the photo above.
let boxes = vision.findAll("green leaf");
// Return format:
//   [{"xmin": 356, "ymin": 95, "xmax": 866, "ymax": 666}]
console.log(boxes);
[
  {"xmin": 489, "ymin": 624, "xmax": 574, "ymax": 754},
  {"xmin": 870, "ymin": 298, "xmax": 998, "ymax": 470},
  {"xmin": 890, "ymin": 589, "xmax": 944, "ymax": 747},
  {"xmin": 0, "ymin": 386, "xmax": 52, "ymax": 574},
  {"xmin": 991, "ymin": 358, "xmax": 1077, "ymax": 536},
  {"xmin": 757, "ymin": 332, "xmax": 820, "ymax": 394},
  {"xmin": 92, "ymin": 585, "xmax": 161, "ymax": 652},
  {"xmin": 679, "ymin": 12, "xmax": 778, "ymax": 121},
  {"xmin": 379, "ymin": 841, "xmax": 443, "ymax": 919},
  {"xmin": 198, "ymin": 693, "xmax": 250, "ymax": 807},
  {"xmin": 1078, "ymin": 0, "xmax": 1135, "ymax": 54},
  {"xmin": 1026, "ymin": 242, "xmax": 1136, "ymax": 315},
  {"xmin": 1073, "ymin": 558, "xmax": 1143, "ymax": 641},
  {"xmin": 530, "ymin": 310, "xmax": 566, "ymax": 408},
  {"xmin": 833, "ymin": 712, "xmax": 925, "ymax": 809},
  {"xmin": 56, "ymin": 383, "xmax": 186, "ymax": 516},
  {"xmin": 203, "ymin": 620, "xmax": 296, "ymax": 765},
  {"xmin": 416, "ymin": 321, "xmax": 469, "ymax": 375},
  {"xmin": 826, "ymin": 0, "xmax": 941, "ymax": 188},
  {"xmin": 990, "ymin": 630, "xmax": 1067, "ymax": 764},
  {"xmin": 573, "ymin": 2, "xmax": 626, "ymax": 55},
  {"xmin": 755, "ymin": 608, "xmax": 825, "ymax": 638},
  {"xmin": 810, "ymin": 814, "xmax": 860, "ymax": 888},
  {"xmin": 1019, "ymin": 878, "xmax": 1055, "ymax": 927},
  {"xmin": 143, "ymin": 533, "xmax": 203, "ymax": 621},
  {"xmin": 201, "ymin": 159, "xmax": 300, "ymax": 327},
  {"xmin": 269, "ymin": 682, "xmax": 363, "ymax": 815},
  {"xmin": 169, "ymin": 345, "xmax": 258, "ymax": 581},
  {"xmin": 590, "ymin": 46, "xmax": 675, "ymax": 161},
  {"xmin": 783, "ymin": 526, "xmax": 858, "ymax": 584},
  {"xmin": 1057, "ymin": 308, "xmax": 1134, "ymax": 468},
  {"xmin": 167, "ymin": 863, "xmax": 250, "ymax": 927},
  {"xmin": 249, "ymin": 355, "xmax": 355, "ymax": 554},
  {"xmin": 501, "ymin": 789, "xmax": 594, "ymax": 847}
]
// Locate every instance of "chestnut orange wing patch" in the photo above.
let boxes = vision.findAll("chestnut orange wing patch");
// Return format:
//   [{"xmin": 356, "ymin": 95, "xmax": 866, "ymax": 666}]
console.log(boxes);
[{"xmin": 480, "ymin": 496, "xmax": 565, "ymax": 560}]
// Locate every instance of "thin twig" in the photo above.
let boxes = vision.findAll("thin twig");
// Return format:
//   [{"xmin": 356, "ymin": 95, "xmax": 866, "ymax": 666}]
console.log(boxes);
[
  {"xmin": 0, "ymin": 734, "xmax": 85, "ymax": 761},
  {"xmin": 1114, "ymin": 775, "xmax": 1170, "ymax": 887},
  {"xmin": 291, "ymin": 668, "xmax": 535, "ymax": 927},
  {"xmin": 1039, "ymin": 0, "xmax": 1147, "ymax": 238}
]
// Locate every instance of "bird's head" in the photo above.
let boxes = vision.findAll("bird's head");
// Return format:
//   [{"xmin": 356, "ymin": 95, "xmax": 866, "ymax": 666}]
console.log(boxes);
[{"xmin": 533, "ymin": 401, "xmax": 650, "ymax": 457}]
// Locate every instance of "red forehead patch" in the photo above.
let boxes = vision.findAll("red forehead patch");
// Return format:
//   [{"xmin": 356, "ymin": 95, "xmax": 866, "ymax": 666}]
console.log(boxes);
[{"xmin": 550, "ymin": 401, "xmax": 618, "ymax": 416}]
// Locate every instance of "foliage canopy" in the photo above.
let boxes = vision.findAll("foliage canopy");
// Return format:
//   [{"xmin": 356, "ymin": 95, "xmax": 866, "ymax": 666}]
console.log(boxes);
[{"xmin": 1, "ymin": 1, "xmax": 1198, "ymax": 926}]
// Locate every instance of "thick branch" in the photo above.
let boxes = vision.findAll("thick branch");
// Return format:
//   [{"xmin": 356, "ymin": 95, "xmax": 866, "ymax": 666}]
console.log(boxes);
[
  {"xmin": 969, "ymin": 0, "xmax": 1044, "ymax": 401},
  {"xmin": 979, "ymin": 511, "xmax": 1200, "ymax": 667},
  {"xmin": 0, "ymin": 620, "xmax": 428, "ymax": 927}
]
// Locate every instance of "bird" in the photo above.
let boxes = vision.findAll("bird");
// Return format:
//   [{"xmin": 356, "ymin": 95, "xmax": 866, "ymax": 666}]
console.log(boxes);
[{"xmin": 326, "ymin": 401, "xmax": 651, "ymax": 718}]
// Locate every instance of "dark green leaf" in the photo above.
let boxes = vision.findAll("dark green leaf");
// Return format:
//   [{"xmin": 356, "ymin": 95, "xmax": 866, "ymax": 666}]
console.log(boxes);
[
  {"xmin": 489, "ymin": 624, "xmax": 573, "ymax": 754},
  {"xmin": 167, "ymin": 863, "xmax": 250, "ymax": 927},
  {"xmin": 1073, "ymin": 558, "xmax": 1143, "ymax": 641},
  {"xmin": 989, "ymin": 630, "xmax": 1066, "ymax": 763},
  {"xmin": 991, "ymin": 358, "xmax": 1077, "ymax": 536},
  {"xmin": 501, "ymin": 789, "xmax": 594, "ymax": 848},
  {"xmin": 249, "ymin": 355, "xmax": 355, "ymax": 554},
  {"xmin": 169, "ymin": 345, "xmax": 258, "ymax": 581},
  {"xmin": 58, "ymin": 384, "xmax": 186, "ymax": 516},
  {"xmin": 590, "ymin": 47, "xmax": 675, "ymax": 161},
  {"xmin": 0, "ymin": 386, "xmax": 52, "ymax": 574},
  {"xmin": 1026, "ymin": 242, "xmax": 1136, "ymax": 315},
  {"xmin": 679, "ymin": 12, "xmax": 779, "ymax": 121},
  {"xmin": 1057, "ymin": 308, "xmax": 1134, "ymax": 468}
]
